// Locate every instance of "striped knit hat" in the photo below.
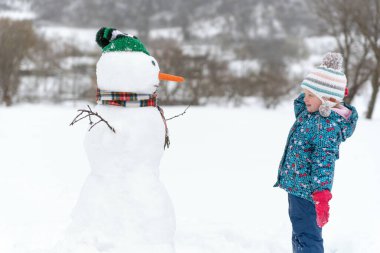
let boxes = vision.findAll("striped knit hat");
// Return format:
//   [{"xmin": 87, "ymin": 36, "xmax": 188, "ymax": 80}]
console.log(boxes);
[{"xmin": 301, "ymin": 52, "xmax": 347, "ymax": 103}]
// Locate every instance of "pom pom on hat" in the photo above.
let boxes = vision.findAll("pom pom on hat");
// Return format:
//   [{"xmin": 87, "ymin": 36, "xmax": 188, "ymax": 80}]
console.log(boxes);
[
  {"xmin": 320, "ymin": 52, "xmax": 343, "ymax": 71},
  {"xmin": 95, "ymin": 27, "xmax": 150, "ymax": 55},
  {"xmin": 300, "ymin": 52, "xmax": 347, "ymax": 102},
  {"xmin": 96, "ymin": 27, "xmax": 114, "ymax": 48}
]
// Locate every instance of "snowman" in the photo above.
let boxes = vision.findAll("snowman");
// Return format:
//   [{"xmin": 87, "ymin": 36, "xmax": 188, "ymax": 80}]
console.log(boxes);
[{"xmin": 54, "ymin": 27, "xmax": 184, "ymax": 253}]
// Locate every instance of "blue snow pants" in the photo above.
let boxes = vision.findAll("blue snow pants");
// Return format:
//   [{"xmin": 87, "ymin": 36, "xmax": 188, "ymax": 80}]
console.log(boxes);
[{"xmin": 288, "ymin": 194, "xmax": 324, "ymax": 253}]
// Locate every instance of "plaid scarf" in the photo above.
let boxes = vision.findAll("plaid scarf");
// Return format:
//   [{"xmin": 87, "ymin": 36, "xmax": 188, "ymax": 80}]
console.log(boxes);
[
  {"xmin": 97, "ymin": 89, "xmax": 157, "ymax": 107},
  {"xmin": 97, "ymin": 88, "xmax": 170, "ymax": 149}
]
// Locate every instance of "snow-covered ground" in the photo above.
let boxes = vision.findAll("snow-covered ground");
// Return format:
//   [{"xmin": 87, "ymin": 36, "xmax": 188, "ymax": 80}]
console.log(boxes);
[{"xmin": 0, "ymin": 96, "xmax": 379, "ymax": 253}]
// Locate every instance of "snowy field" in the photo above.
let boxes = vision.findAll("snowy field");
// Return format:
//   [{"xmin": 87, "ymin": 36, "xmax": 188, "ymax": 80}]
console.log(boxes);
[{"xmin": 0, "ymin": 98, "xmax": 379, "ymax": 253}]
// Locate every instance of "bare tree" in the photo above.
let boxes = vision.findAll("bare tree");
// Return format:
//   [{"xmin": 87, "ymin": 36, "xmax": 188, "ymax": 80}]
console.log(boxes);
[
  {"xmin": 309, "ymin": 0, "xmax": 373, "ymax": 104},
  {"xmin": 353, "ymin": 0, "xmax": 380, "ymax": 119},
  {"xmin": 149, "ymin": 38, "xmax": 247, "ymax": 105},
  {"xmin": 0, "ymin": 18, "xmax": 38, "ymax": 106}
]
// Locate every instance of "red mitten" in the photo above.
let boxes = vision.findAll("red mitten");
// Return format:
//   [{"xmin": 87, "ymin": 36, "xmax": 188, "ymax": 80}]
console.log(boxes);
[{"xmin": 312, "ymin": 190, "xmax": 332, "ymax": 228}]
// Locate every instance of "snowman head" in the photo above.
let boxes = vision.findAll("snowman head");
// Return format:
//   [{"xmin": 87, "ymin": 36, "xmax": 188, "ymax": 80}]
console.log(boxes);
[{"xmin": 95, "ymin": 27, "xmax": 184, "ymax": 94}]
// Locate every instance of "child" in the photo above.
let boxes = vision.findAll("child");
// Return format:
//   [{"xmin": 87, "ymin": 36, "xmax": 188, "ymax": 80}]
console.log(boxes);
[{"xmin": 274, "ymin": 52, "xmax": 358, "ymax": 253}]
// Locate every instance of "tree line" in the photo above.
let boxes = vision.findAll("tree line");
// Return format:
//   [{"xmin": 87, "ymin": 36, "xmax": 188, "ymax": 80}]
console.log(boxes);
[{"xmin": 0, "ymin": 0, "xmax": 379, "ymax": 119}]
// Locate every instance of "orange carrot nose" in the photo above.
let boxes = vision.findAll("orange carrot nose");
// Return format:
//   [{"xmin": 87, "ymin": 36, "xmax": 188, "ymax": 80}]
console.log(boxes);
[{"xmin": 159, "ymin": 72, "xmax": 185, "ymax": 83}]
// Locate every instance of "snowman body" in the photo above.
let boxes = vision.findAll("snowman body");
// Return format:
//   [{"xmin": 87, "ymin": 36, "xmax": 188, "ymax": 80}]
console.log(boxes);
[{"xmin": 54, "ymin": 49, "xmax": 176, "ymax": 253}]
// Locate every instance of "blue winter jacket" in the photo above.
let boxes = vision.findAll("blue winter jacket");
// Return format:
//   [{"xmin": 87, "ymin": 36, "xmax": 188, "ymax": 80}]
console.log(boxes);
[{"xmin": 274, "ymin": 93, "xmax": 358, "ymax": 202}]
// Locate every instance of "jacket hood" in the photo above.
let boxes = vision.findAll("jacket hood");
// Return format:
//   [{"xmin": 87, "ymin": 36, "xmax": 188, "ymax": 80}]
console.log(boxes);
[{"xmin": 330, "ymin": 103, "xmax": 358, "ymax": 142}]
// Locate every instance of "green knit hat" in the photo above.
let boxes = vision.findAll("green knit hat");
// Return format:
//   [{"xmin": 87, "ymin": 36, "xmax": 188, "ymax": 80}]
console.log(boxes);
[{"xmin": 95, "ymin": 27, "xmax": 150, "ymax": 55}]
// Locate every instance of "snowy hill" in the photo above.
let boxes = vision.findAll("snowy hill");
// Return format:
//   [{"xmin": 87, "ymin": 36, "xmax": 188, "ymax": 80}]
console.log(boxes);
[
  {"xmin": 0, "ymin": 100, "xmax": 379, "ymax": 253},
  {"xmin": 0, "ymin": 0, "xmax": 35, "ymax": 20}
]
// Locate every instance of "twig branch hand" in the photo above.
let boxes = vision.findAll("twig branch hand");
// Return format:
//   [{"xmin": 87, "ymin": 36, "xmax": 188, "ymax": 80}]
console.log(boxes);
[
  {"xmin": 166, "ymin": 105, "xmax": 191, "ymax": 121},
  {"xmin": 69, "ymin": 105, "xmax": 116, "ymax": 133}
]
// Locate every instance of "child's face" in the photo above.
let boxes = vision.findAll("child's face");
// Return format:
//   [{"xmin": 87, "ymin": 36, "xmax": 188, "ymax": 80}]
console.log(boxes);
[{"xmin": 303, "ymin": 89, "xmax": 322, "ymax": 113}]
